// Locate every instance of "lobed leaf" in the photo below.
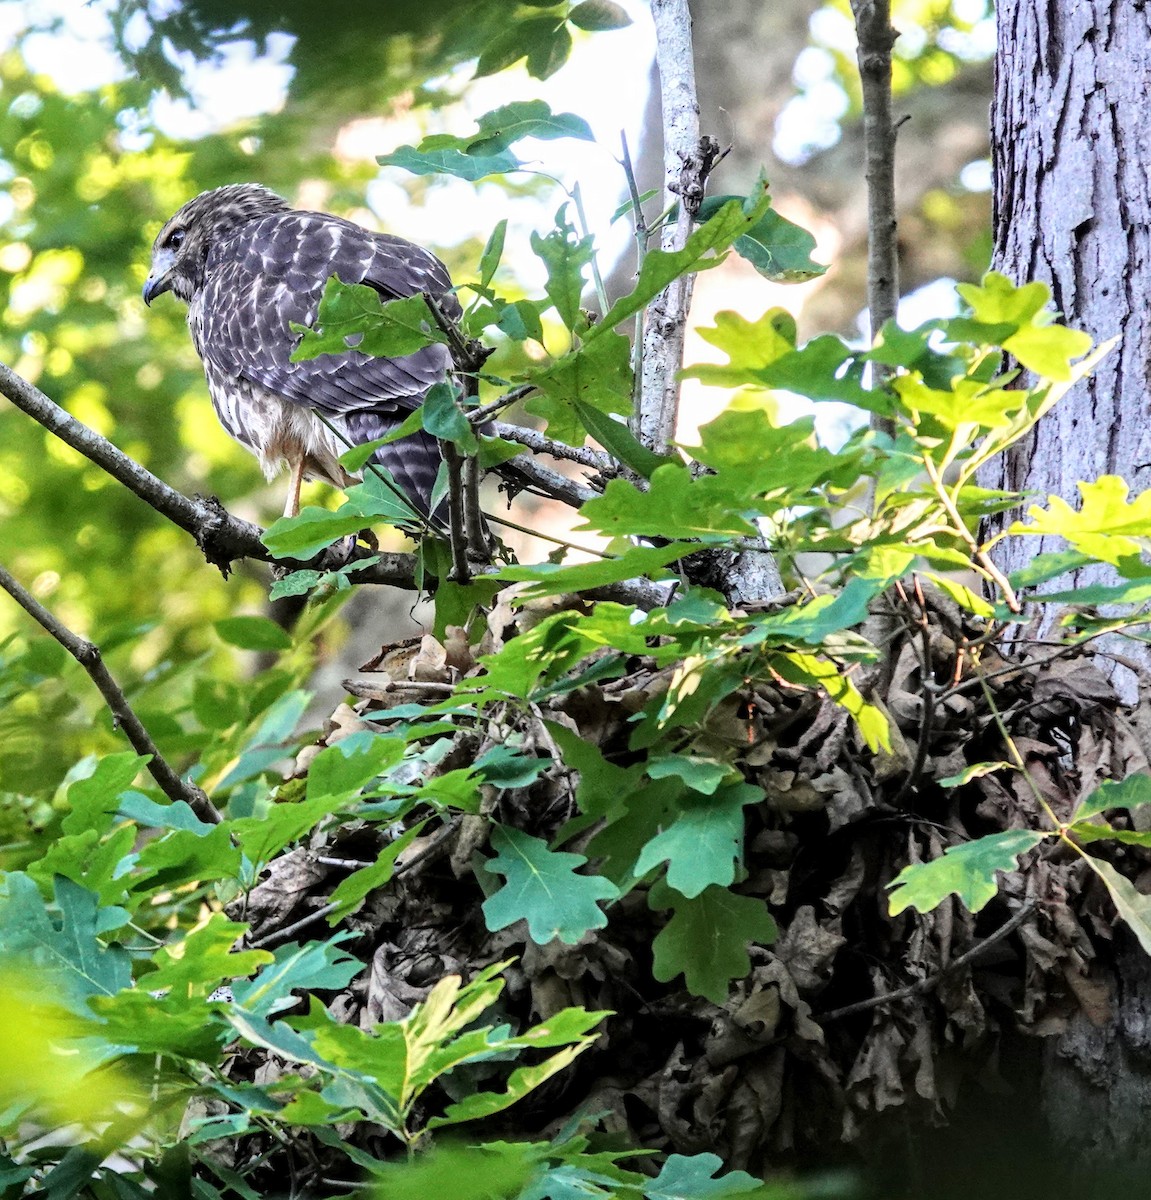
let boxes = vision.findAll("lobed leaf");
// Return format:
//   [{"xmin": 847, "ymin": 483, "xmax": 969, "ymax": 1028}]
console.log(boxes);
[
  {"xmin": 482, "ymin": 825, "xmax": 621, "ymax": 944},
  {"xmin": 887, "ymin": 830, "xmax": 1047, "ymax": 915},
  {"xmin": 650, "ymin": 882, "xmax": 777, "ymax": 1004}
]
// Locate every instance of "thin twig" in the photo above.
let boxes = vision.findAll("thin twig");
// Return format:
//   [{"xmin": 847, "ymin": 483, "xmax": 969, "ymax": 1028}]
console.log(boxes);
[
  {"xmin": 392, "ymin": 815, "xmax": 463, "ymax": 880},
  {"xmin": 469, "ymin": 383, "xmax": 534, "ymax": 425},
  {"xmin": 0, "ymin": 561, "xmax": 222, "ymax": 824},
  {"xmin": 571, "ymin": 181, "xmax": 611, "ymax": 318},
  {"xmin": 248, "ymin": 900, "xmax": 342, "ymax": 950},
  {"xmin": 423, "ymin": 292, "xmax": 490, "ymax": 375},
  {"xmin": 976, "ymin": 669, "xmax": 1061, "ymax": 829},
  {"xmin": 423, "ymin": 292, "xmax": 494, "ymax": 561},
  {"xmin": 620, "ymin": 130, "xmax": 650, "ymax": 415},
  {"xmin": 485, "ymin": 513, "xmax": 613, "ymax": 559},
  {"xmin": 817, "ymin": 899, "xmax": 1037, "ymax": 1024},
  {"xmin": 889, "ymin": 578, "xmax": 938, "ymax": 806},
  {"xmin": 922, "ymin": 452, "xmax": 1022, "ymax": 612}
]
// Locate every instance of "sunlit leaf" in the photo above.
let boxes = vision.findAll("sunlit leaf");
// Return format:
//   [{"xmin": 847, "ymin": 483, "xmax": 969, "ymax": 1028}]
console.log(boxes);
[
  {"xmin": 887, "ymin": 830, "xmax": 1047, "ymax": 915},
  {"xmin": 1071, "ymin": 773, "xmax": 1151, "ymax": 823}
]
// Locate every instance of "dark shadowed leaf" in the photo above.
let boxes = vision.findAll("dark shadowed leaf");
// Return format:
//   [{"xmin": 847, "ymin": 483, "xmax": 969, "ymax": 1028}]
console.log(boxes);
[{"xmin": 650, "ymin": 882, "xmax": 777, "ymax": 1004}]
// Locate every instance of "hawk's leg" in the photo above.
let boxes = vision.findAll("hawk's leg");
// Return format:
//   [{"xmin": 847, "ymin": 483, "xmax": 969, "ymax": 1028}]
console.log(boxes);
[{"xmin": 284, "ymin": 454, "xmax": 305, "ymax": 520}]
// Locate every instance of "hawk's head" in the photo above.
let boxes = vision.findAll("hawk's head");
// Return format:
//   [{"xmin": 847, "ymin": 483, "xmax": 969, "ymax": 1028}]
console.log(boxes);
[{"xmin": 143, "ymin": 184, "xmax": 292, "ymax": 306}]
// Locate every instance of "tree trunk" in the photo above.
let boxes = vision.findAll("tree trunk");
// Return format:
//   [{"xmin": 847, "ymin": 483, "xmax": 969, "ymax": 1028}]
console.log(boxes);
[
  {"xmin": 983, "ymin": 2, "xmax": 1151, "ymax": 590},
  {"xmin": 986, "ymin": 0, "xmax": 1151, "ymax": 1161}
]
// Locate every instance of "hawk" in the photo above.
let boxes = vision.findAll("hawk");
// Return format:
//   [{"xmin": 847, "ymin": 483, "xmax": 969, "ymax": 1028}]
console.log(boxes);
[{"xmin": 143, "ymin": 183, "xmax": 459, "ymax": 524}]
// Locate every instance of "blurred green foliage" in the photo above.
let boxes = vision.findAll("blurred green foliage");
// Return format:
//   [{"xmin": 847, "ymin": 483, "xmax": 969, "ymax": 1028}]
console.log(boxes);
[{"xmin": 0, "ymin": 9, "xmax": 500, "ymax": 813}]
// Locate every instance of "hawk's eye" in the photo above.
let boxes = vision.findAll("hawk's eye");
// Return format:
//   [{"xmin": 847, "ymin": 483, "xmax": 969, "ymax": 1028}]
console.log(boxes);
[{"xmin": 165, "ymin": 229, "xmax": 186, "ymax": 250}]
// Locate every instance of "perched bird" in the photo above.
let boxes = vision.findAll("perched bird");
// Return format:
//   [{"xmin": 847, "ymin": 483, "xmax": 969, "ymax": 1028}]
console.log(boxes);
[{"xmin": 143, "ymin": 183, "xmax": 459, "ymax": 523}]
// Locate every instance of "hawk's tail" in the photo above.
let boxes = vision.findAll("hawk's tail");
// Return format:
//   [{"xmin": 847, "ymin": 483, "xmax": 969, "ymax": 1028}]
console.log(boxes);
[
  {"xmin": 370, "ymin": 426, "xmax": 448, "ymax": 528},
  {"xmin": 344, "ymin": 412, "xmax": 488, "ymax": 544}
]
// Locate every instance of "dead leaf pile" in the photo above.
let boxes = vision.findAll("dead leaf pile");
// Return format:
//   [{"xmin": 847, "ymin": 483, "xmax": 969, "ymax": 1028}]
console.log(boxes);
[{"xmin": 227, "ymin": 584, "xmax": 1151, "ymax": 1177}]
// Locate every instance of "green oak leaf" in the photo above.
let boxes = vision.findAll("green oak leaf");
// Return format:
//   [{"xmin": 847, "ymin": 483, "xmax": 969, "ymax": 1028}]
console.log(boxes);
[
  {"xmin": 759, "ymin": 334, "xmax": 885, "ymax": 414},
  {"xmin": 378, "ymin": 142, "xmax": 521, "ymax": 180},
  {"xmin": 645, "ymin": 754, "xmax": 732, "ymax": 795},
  {"xmin": 1011, "ymin": 476, "xmax": 1151, "ymax": 571},
  {"xmin": 262, "ymin": 507, "xmax": 371, "ymax": 560},
  {"xmin": 772, "ymin": 651, "xmax": 890, "ymax": 752},
  {"xmin": 593, "ymin": 195, "xmax": 772, "ymax": 337},
  {"xmin": 231, "ymin": 936, "xmax": 362, "ymax": 1017},
  {"xmin": 145, "ymin": 914, "xmax": 272, "ymax": 998},
  {"xmin": 495, "ymin": 542, "xmax": 695, "ymax": 602},
  {"xmin": 215, "ymin": 614, "xmax": 292, "ymax": 652},
  {"xmin": 482, "ymin": 825, "xmax": 620, "ymax": 944},
  {"xmin": 650, "ymin": 882, "xmax": 777, "ymax": 1004},
  {"xmin": 647, "ymin": 1152, "xmax": 766, "ymax": 1199},
  {"xmin": 291, "ymin": 283, "xmax": 443, "ymax": 361},
  {"xmin": 422, "ymin": 381, "xmax": 479, "ymax": 452},
  {"xmin": 568, "ymin": 1, "xmax": 633, "ymax": 32},
  {"xmin": 476, "ymin": 17, "xmax": 574, "ymax": 81},
  {"xmin": 0, "ymin": 874, "xmax": 131, "ymax": 1013},
  {"xmin": 696, "ymin": 195, "xmax": 825, "ymax": 283},
  {"xmin": 1071, "ymin": 773, "xmax": 1151, "ymax": 823},
  {"xmin": 573, "ymin": 399, "xmax": 672, "ymax": 478},
  {"xmin": 634, "ymin": 782, "xmax": 762, "ymax": 898},
  {"xmin": 305, "ymin": 733, "xmax": 406, "ymax": 802},
  {"xmin": 323, "ymin": 824, "xmax": 428, "ymax": 924},
  {"xmin": 531, "ymin": 209, "xmax": 594, "ymax": 331},
  {"xmin": 681, "ymin": 308, "xmax": 797, "ymax": 388},
  {"xmin": 1083, "ymin": 857, "xmax": 1151, "ymax": 956},
  {"xmin": 956, "ymin": 271, "xmax": 1092, "ymax": 380},
  {"xmin": 522, "ymin": 329, "xmax": 633, "ymax": 444},
  {"xmin": 576, "ymin": 463, "xmax": 761, "ymax": 540},
  {"xmin": 887, "ymin": 829, "xmax": 1047, "ymax": 915},
  {"xmin": 62, "ymin": 752, "xmax": 148, "ymax": 835},
  {"xmin": 467, "ymin": 100, "xmax": 593, "ymax": 154}
]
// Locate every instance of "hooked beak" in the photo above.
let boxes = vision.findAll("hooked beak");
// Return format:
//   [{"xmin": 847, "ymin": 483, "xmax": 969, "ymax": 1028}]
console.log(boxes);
[
  {"xmin": 142, "ymin": 272, "xmax": 170, "ymax": 306},
  {"xmin": 142, "ymin": 245, "xmax": 177, "ymax": 306}
]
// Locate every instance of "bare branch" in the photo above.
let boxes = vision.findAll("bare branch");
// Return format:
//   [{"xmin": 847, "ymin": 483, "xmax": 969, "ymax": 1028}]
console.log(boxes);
[
  {"xmin": 0, "ymin": 361, "xmax": 269, "ymax": 573},
  {"xmin": 817, "ymin": 900, "xmax": 1037, "ymax": 1024},
  {"xmin": 443, "ymin": 442, "xmax": 472, "ymax": 584},
  {"xmin": 0, "ymin": 360, "xmax": 420, "ymax": 587},
  {"xmin": 0, "ymin": 560, "xmax": 223, "ymax": 825},
  {"xmin": 490, "ymin": 421, "xmax": 614, "ymax": 472},
  {"xmin": 851, "ymin": 0, "xmax": 901, "ymax": 433},
  {"xmin": 492, "ymin": 454, "xmax": 599, "ymax": 510}
]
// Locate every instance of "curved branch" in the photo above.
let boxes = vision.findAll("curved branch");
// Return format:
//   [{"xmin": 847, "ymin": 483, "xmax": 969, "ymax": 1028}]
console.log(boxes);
[
  {"xmin": 816, "ymin": 900, "xmax": 1037, "ymax": 1025},
  {"xmin": 0, "ymin": 360, "xmax": 418, "ymax": 586},
  {"xmin": 0, "ymin": 560, "xmax": 222, "ymax": 824},
  {"xmin": 0, "ymin": 362, "xmax": 647, "ymax": 598},
  {"xmin": 0, "ymin": 361, "xmax": 267, "ymax": 572}
]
